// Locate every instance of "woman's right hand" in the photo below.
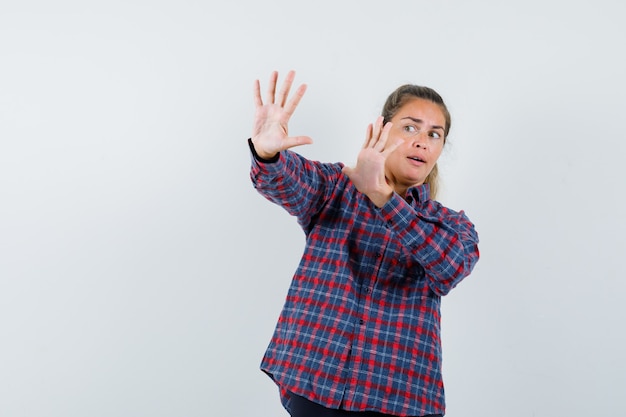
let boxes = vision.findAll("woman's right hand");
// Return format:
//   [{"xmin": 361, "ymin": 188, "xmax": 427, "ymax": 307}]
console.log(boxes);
[{"xmin": 251, "ymin": 70, "xmax": 313, "ymax": 159}]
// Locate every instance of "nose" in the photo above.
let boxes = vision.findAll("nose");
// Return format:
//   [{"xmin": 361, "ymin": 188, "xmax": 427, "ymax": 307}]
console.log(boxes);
[{"xmin": 412, "ymin": 134, "xmax": 428, "ymax": 150}]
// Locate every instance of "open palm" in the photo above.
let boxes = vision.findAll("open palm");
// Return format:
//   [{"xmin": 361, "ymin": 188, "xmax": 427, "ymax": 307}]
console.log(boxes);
[
  {"xmin": 251, "ymin": 71, "xmax": 312, "ymax": 159},
  {"xmin": 342, "ymin": 117, "xmax": 404, "ymax": 207}
]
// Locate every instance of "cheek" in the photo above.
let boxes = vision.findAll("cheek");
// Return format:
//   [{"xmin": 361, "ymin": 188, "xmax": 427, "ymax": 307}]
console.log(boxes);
[
  {"xmin": 430, "ymin": 143, "xmax": 444, "ymax": 159},
  {"xmin": 387, "ymin": 151, "xmax": 401, "ymax": 168}
]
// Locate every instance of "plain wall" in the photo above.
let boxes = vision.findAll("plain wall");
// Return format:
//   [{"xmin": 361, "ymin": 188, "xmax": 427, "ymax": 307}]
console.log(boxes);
[{"xmin": 1, "ymin": 1, "xmax": 624, "ymax": 416}]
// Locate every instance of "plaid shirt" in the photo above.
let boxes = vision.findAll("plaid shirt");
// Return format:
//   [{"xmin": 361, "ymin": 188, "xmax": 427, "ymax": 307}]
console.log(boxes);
[{"xmin": 249, "ymin": 141, "xmax": 479, "ymax": 416}]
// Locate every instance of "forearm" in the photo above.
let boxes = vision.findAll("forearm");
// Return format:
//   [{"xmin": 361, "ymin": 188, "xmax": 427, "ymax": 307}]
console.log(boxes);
[
  {"xmin": 249, "ymin": 140, "xmax": 338, "ymax": 224},
  {"xmin": 379, "ymin": 194, "xmax": 480, "ymax": 295}
]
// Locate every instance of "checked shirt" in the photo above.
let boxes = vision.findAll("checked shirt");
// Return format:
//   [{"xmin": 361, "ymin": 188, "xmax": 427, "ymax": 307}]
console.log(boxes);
[{"xmin": 249, "ymin": 142, "xmax": 480, "ymax": 416}]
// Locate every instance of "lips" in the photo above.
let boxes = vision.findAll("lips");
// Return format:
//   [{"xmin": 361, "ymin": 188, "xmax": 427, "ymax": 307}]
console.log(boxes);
[{"xmin": 408, "ymin": 155, "xmax": 426, "ymax": 163}]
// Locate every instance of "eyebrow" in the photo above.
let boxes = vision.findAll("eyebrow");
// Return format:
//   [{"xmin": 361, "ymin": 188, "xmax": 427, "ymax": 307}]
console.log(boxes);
[{"xmin": 401, "ymin": 117, "xmax": 445, "ymax": 131}]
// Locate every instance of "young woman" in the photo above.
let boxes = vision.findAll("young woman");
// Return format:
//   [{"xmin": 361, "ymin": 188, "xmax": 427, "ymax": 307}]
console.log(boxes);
[{"xmin": 248, "ymin": 70, "xmax": 479, "ymax": 417}]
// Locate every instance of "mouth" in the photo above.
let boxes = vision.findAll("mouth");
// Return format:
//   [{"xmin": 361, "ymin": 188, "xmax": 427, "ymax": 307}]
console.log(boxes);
[{"xmin": 408, "ymin": 156, "xmax": 426, "ymax": 164}]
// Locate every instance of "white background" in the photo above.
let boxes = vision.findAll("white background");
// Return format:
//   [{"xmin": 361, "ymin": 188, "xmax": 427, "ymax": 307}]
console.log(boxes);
[{"xmin": 1, "ymin": 1, "xmax": 625, "ymax": 416}]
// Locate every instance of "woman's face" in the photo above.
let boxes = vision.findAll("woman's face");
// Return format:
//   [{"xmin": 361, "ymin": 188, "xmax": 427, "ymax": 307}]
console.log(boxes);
[{"xmin": 385, "ymin": 98, "xmax": 446, "ymax": 195}]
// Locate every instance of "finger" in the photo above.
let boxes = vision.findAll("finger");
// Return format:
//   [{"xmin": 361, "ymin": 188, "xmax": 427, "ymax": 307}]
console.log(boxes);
[
  {"xmin": 363, "ymin": 123, "xmax": 374, "ymax": 148},
  {"xmin": 382, "ymin": 127, "xmax": 405, "ymax": 156},
  {"xmin": 365, "ymin": 117, "xmax": 383, "ymax": 149},
  {"xmin": 283, "ymin": 83, "xmax": 307, "ymax": 118},
  {"xmin": 372, "ymin": 117, "xmax": 387, "ymax": 151},
  {"xmin": 253, "ymin": 79, "xmax": 263, "ymax": 107},
  {"xmin": 371, "ymin": 121, "xmax": 394, "ymax": 154},
  {"xmin": 266, "ymin": 71, "xmax": 278, "ymax": 104},
  {"xmin": 282, "ymin": 135, "xmax": 314, "ymax": 150},
  {"xmin": 382, "ymin": 137, "xmax": 405, "ymax": 156},
  {"xmin": 276, "ymin": 70, "xmax": 295, "ymax": 107}
]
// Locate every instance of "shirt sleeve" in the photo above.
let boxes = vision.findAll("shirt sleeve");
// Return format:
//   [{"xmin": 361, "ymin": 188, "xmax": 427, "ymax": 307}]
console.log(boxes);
[
  {"xmin": 249, "ymin": 140, "xmax": 343, "ymax": 231},
  {"xmin": 379, "ymin": 193, "xmax": 480, "ymax": 296}
]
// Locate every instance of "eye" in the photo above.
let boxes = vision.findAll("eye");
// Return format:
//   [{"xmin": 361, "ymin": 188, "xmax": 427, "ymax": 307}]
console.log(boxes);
[
  {"xmin": 429, "ymin": 131, "xmax": 442, "ymax": 139},
  {"xmin": 403, "ymin": 125, "xmax": 418, "ymax": 134}
]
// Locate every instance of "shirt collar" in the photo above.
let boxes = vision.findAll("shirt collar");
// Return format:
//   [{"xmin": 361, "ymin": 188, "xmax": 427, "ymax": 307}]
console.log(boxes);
[{"xmin": 406, "ymin": 183, "xmax": 430, "ymax": 205}]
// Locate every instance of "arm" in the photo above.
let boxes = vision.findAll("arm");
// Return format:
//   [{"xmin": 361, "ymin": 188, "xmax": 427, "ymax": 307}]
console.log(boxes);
[
  {"xmin": 381, "ymin": 195, "xmax": 480, "ymax": 296},
  {"xmin": 249, "ymin": 71, "xmax": 340, "ymax": 227},
  {"xmin": 249, "ymin": 144, "xmax": 342, "ymax": 227},
  {"xmin": 342, "ymin": 116, "xmax": 478, "ymax": 294}
]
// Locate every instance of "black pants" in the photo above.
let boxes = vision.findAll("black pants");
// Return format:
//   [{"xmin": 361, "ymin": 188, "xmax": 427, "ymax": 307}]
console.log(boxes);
[{"xmin": 288, "ymin": 392, "xmax": 443, "ymax": 417}]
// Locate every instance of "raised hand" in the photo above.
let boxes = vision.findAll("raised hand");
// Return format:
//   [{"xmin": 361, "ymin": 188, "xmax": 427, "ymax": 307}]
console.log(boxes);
[
  {"xmin": 342, "ymin": 116, "xmax": 404, "ymax": 207},
  {"xmin": 251, "ymin": 70, "xmax": 313, "ymax": 159}
]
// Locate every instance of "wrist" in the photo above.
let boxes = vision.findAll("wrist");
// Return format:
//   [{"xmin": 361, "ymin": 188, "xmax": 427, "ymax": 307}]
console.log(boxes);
[
  {"xmin": 369, "ymin": 189, "xmax": 394, "ymax": 208},
  {"xmin": 248, "ymin": 138, "xmax": 279, "ymax": 163}
]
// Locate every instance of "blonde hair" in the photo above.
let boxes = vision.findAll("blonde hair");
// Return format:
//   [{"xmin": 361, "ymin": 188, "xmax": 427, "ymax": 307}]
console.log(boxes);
[
  {"xmin": 425, "ymin": 164, "xmax": 440, "ymax": 200},
  {"xmin": 381, "ymin": 85, "xmax": 451, "ymax": 200}
]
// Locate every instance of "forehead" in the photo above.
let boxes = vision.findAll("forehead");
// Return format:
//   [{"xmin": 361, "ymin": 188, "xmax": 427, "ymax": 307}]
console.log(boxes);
[{"xmin": 392, "ymin": 98, "xmax": 446, "ymax": 127}]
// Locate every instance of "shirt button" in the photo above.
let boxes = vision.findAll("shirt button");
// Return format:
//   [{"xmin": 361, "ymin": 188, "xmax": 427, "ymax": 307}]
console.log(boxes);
[
  {"xmin": 365, "ymin": 287, "xmax": 371, "ymax": 293},
  {"xmin": 359, "ymin": 319, "xmax": 365, "ymax": 325}
]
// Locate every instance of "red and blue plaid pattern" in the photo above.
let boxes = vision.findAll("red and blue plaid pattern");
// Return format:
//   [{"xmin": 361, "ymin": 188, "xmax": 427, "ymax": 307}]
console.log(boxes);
[{"xmin": 250, "ymin": 145, "xmax": 479, "ymax": 416}]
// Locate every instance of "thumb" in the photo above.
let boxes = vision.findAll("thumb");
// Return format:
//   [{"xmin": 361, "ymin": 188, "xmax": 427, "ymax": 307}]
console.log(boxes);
[
  {"xmin": 383, "ymin": 137, "xmax": 405, "ymax": 155},
  {"xmin": 282, "ymin": 135, "xmax": 314, "ymax": 151}
]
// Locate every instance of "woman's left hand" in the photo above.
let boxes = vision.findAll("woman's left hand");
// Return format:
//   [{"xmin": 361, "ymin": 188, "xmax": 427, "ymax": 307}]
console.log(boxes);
[{"xmin": 342, "ymin": 116, "xmax": 404, "ymax": 208}]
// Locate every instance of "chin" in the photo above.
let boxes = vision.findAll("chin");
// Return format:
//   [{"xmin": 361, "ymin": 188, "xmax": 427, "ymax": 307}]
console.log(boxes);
[{"xmin": 407, "ymin": 173, "xmax": 426, "ymax": 185}]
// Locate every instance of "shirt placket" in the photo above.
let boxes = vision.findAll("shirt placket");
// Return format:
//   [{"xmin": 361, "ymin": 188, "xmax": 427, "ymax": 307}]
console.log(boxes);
[{"xmin": 342, "ymin": 219, "xmax": 390, "ymax": 408}]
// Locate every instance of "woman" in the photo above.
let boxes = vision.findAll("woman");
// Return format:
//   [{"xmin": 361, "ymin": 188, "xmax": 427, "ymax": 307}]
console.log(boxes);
[{"xmin": 248, "ymin": 70, "xmax": 479, "ymax": 417}]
